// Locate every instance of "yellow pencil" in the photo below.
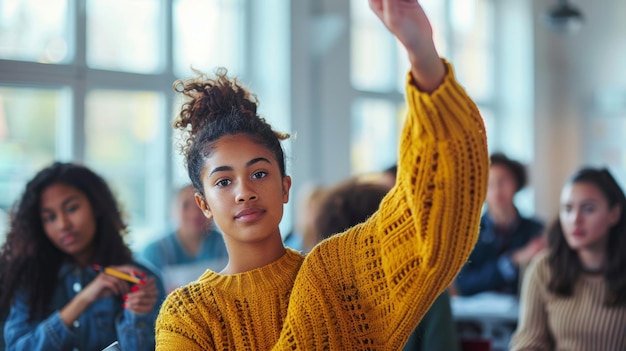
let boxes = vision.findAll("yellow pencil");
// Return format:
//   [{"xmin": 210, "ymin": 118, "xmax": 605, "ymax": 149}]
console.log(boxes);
[
  {"xmin": 93, "ymin": 265, "xmax": 142, "ymax": 284},
  {"xmin": 103, "ymin": 267, "xmax": 141, "ymax": 284}
]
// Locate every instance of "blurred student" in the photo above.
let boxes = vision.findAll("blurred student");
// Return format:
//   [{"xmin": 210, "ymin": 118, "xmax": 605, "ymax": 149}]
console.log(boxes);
[
  {"xmin": 313, "ymin": 179, "xmax": 460, "ymax": 351},
  {"xmin": 378, "ymin": 163, "xmax": 398, "ymax": 189},
  {"xmin": 284, "ymin": 184, "xmax": 324, "ymax": 253},
  {"xmin": 283, "ymin": 183, "xmax": 326, "ymax": 253},
  {"xmin": 511, "ymin": 167, "xmax": 626, "ymax": 350},
  {"xmin": 139, "ymin": 184, "xmax": 228, "ymax": 292},
  {"xmin": 454, "ymin": 153, "xmax": 545, "ymax": 296},
  {"xmin": 0, "ymin": 162, "xmax": 165, "ymax": 351}
]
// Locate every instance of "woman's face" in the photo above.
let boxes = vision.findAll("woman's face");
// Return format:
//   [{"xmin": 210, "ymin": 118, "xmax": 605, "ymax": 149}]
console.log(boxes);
[
  {"xmin": 196, "ymin": 134, "xmax": 291, "ymax": 246},
  {"xmin": 40, "ymin": 183, "xmax": 97, "ymax": 265},
  {"xmin": 559, "ymin": 181, "xmax": 621, "ymax": 252},
  {"xmin": 176, "ymin": 186, "xmax": 211, "ymax": 239},
  {"xmin": 486, "ymin": 164, "xmax": 518, "ymax": 210}
]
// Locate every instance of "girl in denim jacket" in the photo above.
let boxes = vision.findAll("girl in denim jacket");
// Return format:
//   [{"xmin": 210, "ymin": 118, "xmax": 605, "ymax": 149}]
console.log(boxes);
[{"xmin": 0, "ymin": 162, "xmax": 165, "ymax": 351}]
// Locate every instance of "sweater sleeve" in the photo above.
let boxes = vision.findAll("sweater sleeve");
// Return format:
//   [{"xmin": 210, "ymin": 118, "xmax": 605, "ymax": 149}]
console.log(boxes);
[
  {"xmin": 272, "ymin": 60, "xmax": 489, "ymax": 350},
  {"xmin": 510, "ymin": 255, "xmax": 554, "ymax": 351}
]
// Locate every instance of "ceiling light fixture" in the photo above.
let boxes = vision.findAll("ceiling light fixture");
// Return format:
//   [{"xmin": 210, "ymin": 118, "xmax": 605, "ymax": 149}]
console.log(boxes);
[{"xmin": 544, "ymin": 0, "xmax": 584, "ymax": 33}]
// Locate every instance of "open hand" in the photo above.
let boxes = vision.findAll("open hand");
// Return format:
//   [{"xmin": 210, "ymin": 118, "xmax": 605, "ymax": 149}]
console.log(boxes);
[
  {"xmin": 368, "ymin": 0, "xmax": 444, "ymax": 91},
  {"xmin": 512, "ymin": 237, "xmax": 547, "ymax": 266},
  {"xmin": 369, "ymin": 0, "xmax": 433, "ymax": 54}
]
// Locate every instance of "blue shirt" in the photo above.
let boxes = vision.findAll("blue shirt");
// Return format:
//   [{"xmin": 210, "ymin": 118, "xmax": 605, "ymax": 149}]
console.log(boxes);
[
  {"xmin": 455, "ymin": 212, "xmax": 544, "ymax": 296},
  {"xmin": 4, "ymin": 261, "xmax": 165, "ymax": 351},
  {"xmin": 138, "ymin": 229, "xmax": 228, "ymax": 292}
]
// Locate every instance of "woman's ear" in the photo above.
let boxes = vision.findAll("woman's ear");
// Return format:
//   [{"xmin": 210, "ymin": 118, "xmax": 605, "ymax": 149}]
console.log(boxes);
[
  {"xmin": 609, "ymin": 204, "xmax": 622, "ymax": 227},
  {"xmin": 194, "ymin": 193, "xmax": 213, "ymax": 219},
  {"xmin": 282, "ymin": 176, "xmax": 292, "ymax": 204}
]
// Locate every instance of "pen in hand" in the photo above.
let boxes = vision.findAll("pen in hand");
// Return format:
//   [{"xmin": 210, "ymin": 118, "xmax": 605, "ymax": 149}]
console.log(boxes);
[{"xmin": 93, "ymin": 264, "xmax": 144, "ymax": 285}]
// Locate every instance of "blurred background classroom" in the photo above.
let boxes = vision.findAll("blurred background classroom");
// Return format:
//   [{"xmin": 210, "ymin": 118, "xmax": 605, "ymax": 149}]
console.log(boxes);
[
  {"xmin": 1, "ymin": 0, "xmax": 625, "ymax": 248},
  {"xmin": 1, "ymin": 0, "xmax": 625, "ymax": 349}
]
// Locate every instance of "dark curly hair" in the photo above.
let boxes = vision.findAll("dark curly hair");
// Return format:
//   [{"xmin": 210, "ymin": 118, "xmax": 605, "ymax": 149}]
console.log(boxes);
[
  {"xmin": 172, "ymin": 68, "xmax": 289, "ymax": 196},
  {"xmin": 547, "ymin": 167, "xmax": 626, "ymax": 306},
  {"xmin": 0, "ymin": 162, "xmax": 133, "ymax": 320},
  {"xmin": 489, "ymin": 152, "xmax": 527, "ymax": 192}
]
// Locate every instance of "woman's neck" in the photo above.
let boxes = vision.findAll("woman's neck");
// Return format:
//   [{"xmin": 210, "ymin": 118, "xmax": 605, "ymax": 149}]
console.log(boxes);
[
  {"xmin": 73, "ymin": 245, "xmax": 96, "ymax": 268},
  {"xmin": 578, "ymin": 245, "xmax": 606, "ymax": 273},
  {"xmin": 488, "ymin": 205, "xmax": 518, "ymax": 228},
  {"xmin": 220, "ymin": 233, "xmax": 286, "ymax": 275}
]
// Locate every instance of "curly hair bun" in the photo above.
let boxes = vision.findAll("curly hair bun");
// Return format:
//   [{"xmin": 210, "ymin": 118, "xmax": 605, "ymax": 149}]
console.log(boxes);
[{"xmin": 173, "ymin": 68, "xmax": 259, "ymax": 140}]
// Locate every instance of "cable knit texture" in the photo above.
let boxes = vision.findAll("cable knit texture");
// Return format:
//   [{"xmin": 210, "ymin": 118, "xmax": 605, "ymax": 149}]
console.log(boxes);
[{"xmin": 155, "ymin": 60, "xmax": 489, "ymax": 350}]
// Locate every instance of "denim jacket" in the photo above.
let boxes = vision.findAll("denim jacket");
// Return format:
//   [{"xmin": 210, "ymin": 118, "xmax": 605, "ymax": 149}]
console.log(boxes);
[
  {"xmin": 455, "ymin": 212, "xmax": 543, "ymax": 296},
  {"xmin": 4, "ymin": 260, "xmax": 165, "ymax": 351}
]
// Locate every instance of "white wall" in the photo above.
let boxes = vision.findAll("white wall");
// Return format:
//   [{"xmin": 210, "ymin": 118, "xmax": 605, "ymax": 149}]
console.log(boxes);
[{"xmin": 532, "ymin": 0, "xmax": 626, "ymax": 221}]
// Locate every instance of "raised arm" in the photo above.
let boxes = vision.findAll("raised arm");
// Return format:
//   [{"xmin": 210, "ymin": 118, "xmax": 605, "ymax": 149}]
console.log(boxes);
[{"xmin": 271, "ymin": 1, "xmax": 489, "ymax": 349}]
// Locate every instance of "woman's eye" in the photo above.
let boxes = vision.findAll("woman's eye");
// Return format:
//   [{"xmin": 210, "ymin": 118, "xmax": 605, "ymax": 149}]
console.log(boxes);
[
  {"xmin": 216, "ymin": 179, "xmax": 231, "ymax": 187},
  {"xmin": 42, "ymin": 214, "xmax": 56, "ymax": 223},
  {"xmin": 582, "ymin": 205, "xmax": 596, "ymax": 213},
  {"xmin": 66, "ymin": 204, "xmax": 79, "ymax": 213},
  {"xmin": 252, "ymin": 171, "xmax": 267, "ymax": 179}
]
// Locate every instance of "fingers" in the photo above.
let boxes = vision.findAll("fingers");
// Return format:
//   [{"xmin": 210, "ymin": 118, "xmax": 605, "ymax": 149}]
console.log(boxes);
[
  {"xmin": 82, "ymin": 273, "xmax": 130, "ymax": 303},
  {"xmin": 369, "ymin": 0, "xmax": 383, "ymax": 19},
  {"xmin": 110, "ymin": 264, "xmax": 148, "ymax": 283},
  {"xmin": 528, "ymin": 237, "xmax": 547, "ymax": 252},
  {"xmin": 124, "ymin": 278, "xmax": 159, "ymax": 314},
  {"xmin": 97, "ymin": 272, "xmax": 131, "ymax": 296}
]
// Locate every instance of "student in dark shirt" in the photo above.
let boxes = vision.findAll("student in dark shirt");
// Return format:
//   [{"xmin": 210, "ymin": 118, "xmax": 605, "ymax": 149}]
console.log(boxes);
[{"xmin": 454, "ymin": 153, "xmax": 545, "ymax": 296}]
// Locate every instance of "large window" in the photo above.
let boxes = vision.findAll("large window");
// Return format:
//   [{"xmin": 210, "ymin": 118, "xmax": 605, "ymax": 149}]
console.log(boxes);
[
  {"xmin": 0, "ymin": 86, "xmax": 69, "ymax": 206},
  {"xmin": 173, "ymin": 0, "xmax": 246, "ymax": 78},
  {"xmin": 349, "ymin": 0, "xmax": 495, "ymax": 175},
  {"xmin": 0, "ymin": 0, "xmax": 71, "ymax": 63},
  {"xmin": 86, "ymin": 0, "xmax": 163, "ymax": 73},
  {"xmin": 0, "ymin": 0, "xmax": 290, "ymax": 248}
]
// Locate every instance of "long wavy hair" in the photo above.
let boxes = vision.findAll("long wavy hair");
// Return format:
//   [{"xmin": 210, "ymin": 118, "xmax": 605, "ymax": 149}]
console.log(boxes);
[
  {"xmin": 547, "ymin": 167, "xmax": 626, "ymax": 306},
  {"xmin": 0, "ymin": 162, "xmax": 133, "ymax": 320}
]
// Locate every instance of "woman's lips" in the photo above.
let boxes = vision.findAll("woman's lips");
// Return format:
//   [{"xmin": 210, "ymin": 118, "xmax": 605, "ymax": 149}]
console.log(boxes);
[
  {"xmin": 235, "ymin": 208, "xmax": 264, "ymax": 222},
  {"xmin": 60, "ymin": 233, "xmax": 78, "ymax": 246}
]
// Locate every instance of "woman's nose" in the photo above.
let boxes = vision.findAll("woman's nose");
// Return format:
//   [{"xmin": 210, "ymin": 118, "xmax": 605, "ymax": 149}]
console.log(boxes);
[
  {"xmin": 57, "ymin": 213, "xmax": 71, "ymax": 230},
  {"xmin": 573, "ymin": 209, "xmax": 584, "ymax": 224},
  {"xmin": 235, "ymin": 180, "xmax": 258, "ymax": 203}
]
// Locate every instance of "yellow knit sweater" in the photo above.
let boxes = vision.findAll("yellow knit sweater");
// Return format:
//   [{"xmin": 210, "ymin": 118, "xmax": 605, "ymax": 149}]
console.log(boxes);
[{"xmin": 155, "ymin": 61, "xmax": 489, "ymax": 350}]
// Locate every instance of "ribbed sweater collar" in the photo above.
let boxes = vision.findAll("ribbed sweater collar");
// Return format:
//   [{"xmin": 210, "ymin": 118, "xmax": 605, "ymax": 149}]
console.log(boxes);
[{"xmin": 197, "ymin": 248, "xmax": 304, "ymax": 294}]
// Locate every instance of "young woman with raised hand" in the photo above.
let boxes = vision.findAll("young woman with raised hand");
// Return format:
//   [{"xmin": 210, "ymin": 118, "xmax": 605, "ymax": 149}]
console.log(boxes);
[
  {"xmin": 155, "ymin": 0, "xmax": 489, "ymax": 349},
  {"xmin": 511, "ymin": 168, "xmax": 626, "ymax": 350},
  {"xmin": 0, "ymin": 162, "xmax": 165, "ymax": 351}
]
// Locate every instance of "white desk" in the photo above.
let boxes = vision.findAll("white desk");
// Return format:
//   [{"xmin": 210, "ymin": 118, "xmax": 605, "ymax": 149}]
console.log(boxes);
[{"xmin": 451, "ymin": 292, "xmax": 519, "ymax": 351}]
